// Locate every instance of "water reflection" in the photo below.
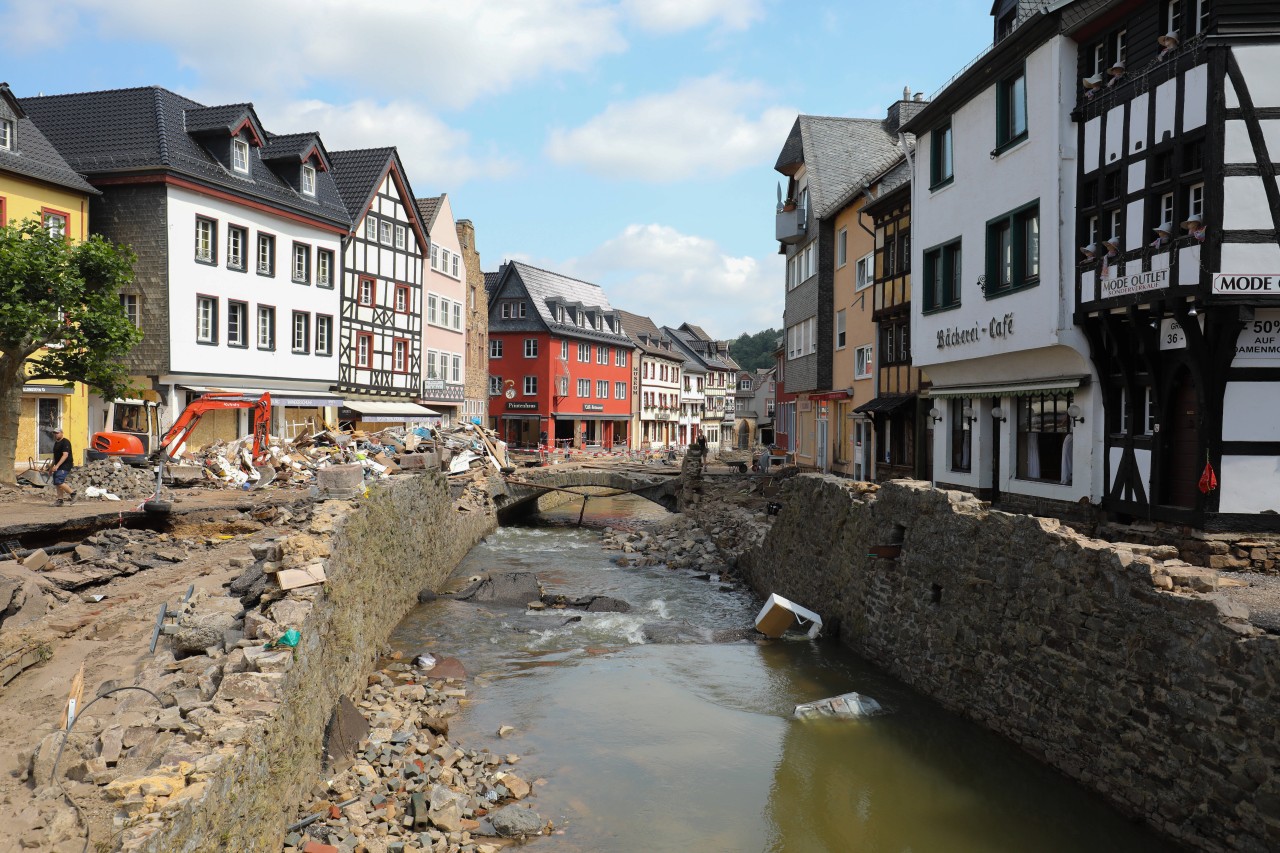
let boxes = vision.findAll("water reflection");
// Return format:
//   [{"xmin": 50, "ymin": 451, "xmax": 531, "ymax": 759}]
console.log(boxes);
[{"xmin": 387, "ymin": 495, "xmax": 1170, "ymax": 852}]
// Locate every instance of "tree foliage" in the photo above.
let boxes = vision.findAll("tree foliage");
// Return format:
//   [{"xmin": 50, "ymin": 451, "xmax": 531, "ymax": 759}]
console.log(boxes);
[
  {"xmin": 0, "ymin": 217, "xmax": 142, "ymax": 480},
  {"xmin": 727, "ymin": 328, "xmax": 781, "ymax": 372}
]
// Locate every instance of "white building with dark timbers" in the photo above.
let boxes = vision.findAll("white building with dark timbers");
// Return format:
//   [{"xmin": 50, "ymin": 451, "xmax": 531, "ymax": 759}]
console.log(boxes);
[{"xmin": 1071, "ymin": 0, "xmax": 1280, "ymax": 528}]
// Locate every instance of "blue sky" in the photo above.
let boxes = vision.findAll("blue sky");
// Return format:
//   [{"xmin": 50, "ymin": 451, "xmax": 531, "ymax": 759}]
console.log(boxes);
[{"xmin": 1, "ymin": 0, "xmax": 995, "ymax": 339}]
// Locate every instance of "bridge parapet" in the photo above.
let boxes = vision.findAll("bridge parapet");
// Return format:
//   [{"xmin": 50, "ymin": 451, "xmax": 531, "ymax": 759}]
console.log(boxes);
[{"xmin": 494, "ymin": 466, "xmax": 683, "ymax": 520}]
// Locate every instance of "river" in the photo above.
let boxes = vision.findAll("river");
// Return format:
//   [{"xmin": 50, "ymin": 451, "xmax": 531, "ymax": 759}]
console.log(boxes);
[{"xmin": 388, "ymin": 494, "xmax": 1171, "ymax": 853}]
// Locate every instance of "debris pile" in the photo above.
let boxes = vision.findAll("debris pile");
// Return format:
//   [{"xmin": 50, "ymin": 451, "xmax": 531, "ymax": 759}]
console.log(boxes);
[
  {"xmin": 66, "ymin": 459, "xmax": 172, "ymax": 501},
  {"xmin": 283, "ymin": 659, "xmax": 546, "ymax": 853}
]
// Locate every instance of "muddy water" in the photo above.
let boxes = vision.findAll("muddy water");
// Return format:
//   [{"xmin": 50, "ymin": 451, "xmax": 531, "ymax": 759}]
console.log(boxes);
[{"xmin": 389, "ymin": 496, "xmax": 1170, "ymax": 853}]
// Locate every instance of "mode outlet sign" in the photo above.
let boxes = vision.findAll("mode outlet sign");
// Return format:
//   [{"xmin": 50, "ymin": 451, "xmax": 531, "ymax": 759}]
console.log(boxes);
[{"xmin": 1212, "ymin": 273, "xmax": 1280, "ymax": 294}]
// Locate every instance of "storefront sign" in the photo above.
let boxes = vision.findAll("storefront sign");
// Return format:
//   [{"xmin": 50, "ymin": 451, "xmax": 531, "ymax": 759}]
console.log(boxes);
[
  {"xmin": 936, "ymin": 313, "xmax": 1014, "ymax": 349},
  {"xmin": 1235, "ymin": 309, "xmax": 1280, "ymax": 361},
  {"xmin": 1213, "ymin": 273, "xmax": 1280, "ymax": 295},
  {"xmin": 505, "ymin": 401, "xmax": 538, "ymax": 411},
  {"xmin": 1100, "ymin": 268, "xmax": 1168, "ymax": 299},
  {"xmin": 583, "ymin": 403, "xmax": 604, "ymax": 412},
  {"xmin": 1160, "ymin": 317, "xmax": 1189, "ymax": 350}
]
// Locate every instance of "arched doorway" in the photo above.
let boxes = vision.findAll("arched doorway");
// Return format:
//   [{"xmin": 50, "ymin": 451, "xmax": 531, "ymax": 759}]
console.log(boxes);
[
  {"xmin": 1161, "ymin": 368, "xmax": 1200, "ymax": 509},
  {"xmin": 737, "ymin": 421, "xmax": 750, "ymax": 450}
]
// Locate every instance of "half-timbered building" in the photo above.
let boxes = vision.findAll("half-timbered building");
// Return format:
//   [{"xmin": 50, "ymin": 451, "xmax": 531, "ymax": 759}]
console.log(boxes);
[
  {"xmin": 1072, "ymin": 0, "xmax": 1280, "ymax": 527},
  {"xmin": 328, "ymin": 148, "xmax": 434, "ymax": 429},
  {"xmin": 617, "ymin": 312, "xmax": 684, "ymax": 450}
]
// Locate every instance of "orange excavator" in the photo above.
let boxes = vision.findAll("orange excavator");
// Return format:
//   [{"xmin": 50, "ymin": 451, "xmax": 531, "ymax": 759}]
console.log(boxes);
[{"xmin": 89, "ymin": 392, "xmax": 272, "ymax": 465}]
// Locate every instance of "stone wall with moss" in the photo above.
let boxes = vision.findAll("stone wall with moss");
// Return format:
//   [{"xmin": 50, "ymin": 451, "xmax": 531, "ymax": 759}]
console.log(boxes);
[
  {"xmin": 132, "ymin": 472, "xmax": 494, "ymax": 851},
  {"xmin": 735, "ymin": 475, "xmax": 1279, "ymax": 853}
]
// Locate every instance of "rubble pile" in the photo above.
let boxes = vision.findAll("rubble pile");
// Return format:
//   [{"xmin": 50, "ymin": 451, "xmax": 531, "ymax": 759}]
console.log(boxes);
[
  {"xmin": 281, "ymin": 661, "xmax": 546, "ymax": 853},
  {"xmin": 66, "ymin": 459, "xmax": 172, "ymax": 501}
]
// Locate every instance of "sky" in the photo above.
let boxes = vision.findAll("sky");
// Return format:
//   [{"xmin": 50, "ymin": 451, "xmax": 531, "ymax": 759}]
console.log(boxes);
[{"xmin": 0, "ymin": 0, "xmax": 996, "ymax": 340}]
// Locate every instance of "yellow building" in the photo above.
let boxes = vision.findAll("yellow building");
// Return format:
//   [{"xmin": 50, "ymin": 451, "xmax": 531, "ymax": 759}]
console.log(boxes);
[
  {"xmin": 0, "ymin": 83, "xmax": 99, "ymax": 471},
  {"xmin": 829, "ymin": 196, "xmax": 877, "ymax": 478}
]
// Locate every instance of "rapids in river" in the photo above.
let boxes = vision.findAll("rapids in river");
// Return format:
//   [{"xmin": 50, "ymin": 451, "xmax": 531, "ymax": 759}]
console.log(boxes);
[{"xmin": 388, "ymin": 495, "xmax": 1171, "ymax": 853}]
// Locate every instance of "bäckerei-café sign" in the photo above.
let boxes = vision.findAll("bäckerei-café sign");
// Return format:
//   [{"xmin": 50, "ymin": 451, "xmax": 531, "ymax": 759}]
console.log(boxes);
[{"xmin": 1213, "ymin": 273, "xmax": 1280, "ymax": 294}]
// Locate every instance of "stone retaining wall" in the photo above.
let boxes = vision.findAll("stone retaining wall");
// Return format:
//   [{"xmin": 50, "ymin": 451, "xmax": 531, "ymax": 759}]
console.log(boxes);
[
  {"xmin": 134, "ymin": 472, "xmax": 495, "ymax": 851},
  {"xmin": 735, "ymin": 475, "xmax": 1279, "ymax": 853}
]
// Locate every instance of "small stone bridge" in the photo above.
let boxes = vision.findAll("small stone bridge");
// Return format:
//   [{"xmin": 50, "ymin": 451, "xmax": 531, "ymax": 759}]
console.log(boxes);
[{"xmin": 493, "ymin": 465, "xmax": 685, "ymax": 521}]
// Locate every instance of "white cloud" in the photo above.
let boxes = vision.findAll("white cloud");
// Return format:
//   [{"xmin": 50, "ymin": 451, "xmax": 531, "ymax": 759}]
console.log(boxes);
[
  {"xmin": 559, "ymin": 224, "xmax": 782, "ymax": 338},
  {"xmin": 0, "ymin": 4, "xmax": 79, "ymax": 54},
  {"xmin": 13, "ymin": 0, "xmax": 629, "ymax": 108},
  {"xmin": 620, "ymin": 0, "xmax": 764, "ymax": 33},
  {"xmin": 545, "ymin": 76, "xmax": 795, "ymax": 181},
  {"xmin": 264, "ymin": 98, "xmax": 516, "ymax": 188}
]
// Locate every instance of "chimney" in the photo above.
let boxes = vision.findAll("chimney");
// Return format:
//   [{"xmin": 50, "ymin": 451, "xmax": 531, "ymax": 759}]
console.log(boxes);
[{"xmin": 886, "ymin": 86, "xmax": 929, "ymax": 135}]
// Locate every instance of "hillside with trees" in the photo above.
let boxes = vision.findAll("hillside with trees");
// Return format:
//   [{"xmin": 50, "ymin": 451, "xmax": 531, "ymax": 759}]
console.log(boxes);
[{"xmin": 728, "ymin": 328, "xmax": 780, "ymax": 372}]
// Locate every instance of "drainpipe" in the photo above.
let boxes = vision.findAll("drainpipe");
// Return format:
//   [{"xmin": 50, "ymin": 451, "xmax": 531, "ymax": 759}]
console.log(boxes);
[{"xmin": 855, "ymin": 184, "xmax": 876, "ymax": 239}]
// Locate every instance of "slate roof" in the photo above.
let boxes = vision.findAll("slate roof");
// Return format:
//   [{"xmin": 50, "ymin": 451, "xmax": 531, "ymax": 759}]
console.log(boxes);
[
  {"xmin": 774, "ymin": 115, "xmax": 903, "ymax": 220},
  {"xmin": 484, "ymin": 271, "xmax": 502, "ymax": 297},
  {"xmin": 184, "ymin": 103, "xmax": 259, "ymax": 136},
  {"xmin": 260, "ymin": 132, "xmax": 325, "ymax": 165},
  {"xmin": 616, "ymin": 310, "xmax": 684, "ymax": 361},
  {"xmin": 20, "ymin": 86, "xmax": 349, "ymax": 227},
  {"xmin": 327, "ymin": 147, "xmax": 396, "ymax": 221},
  {"xmin": 491, "ymin": 261, "xmax": 633, "ymax": 347},
  {"xmin": 670, "ymin": 326, "xmax": 739, "ymax": 372},
  {"xmin": 0, "ymin": 84, "xmax": 97, "ymax": 196},
  {"xmin": 863, "ymin": 157, "xmax": 911, "ymax": 213},
  {"xmin": 415, "ymin": 196, "xmax": 442, "ymax": 231}
]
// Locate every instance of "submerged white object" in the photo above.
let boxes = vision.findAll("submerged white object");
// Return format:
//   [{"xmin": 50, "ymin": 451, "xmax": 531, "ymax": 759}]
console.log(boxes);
[
  {"xmin": 794, "ymin": 691, "xmax": 884, "ymax": 720},
  {"xmin": 754, "ymin": 593, "xmax": 823, "ymax": 639}
]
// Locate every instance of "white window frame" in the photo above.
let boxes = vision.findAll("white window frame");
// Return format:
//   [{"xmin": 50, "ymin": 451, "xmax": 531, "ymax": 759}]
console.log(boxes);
[
  {"xmin": 426, "ymin": 350, "xmax": 439, "ymax": 380},
  {"xmin": 318, "ymin": 316, "xmax": 333, "ymax": 357},
  {"xmin": 227, "ymin": 300, "xmax": 247, "ymax": 347},
  {"xmin": 524, "ymin": 338, "xmax": 538, "ymax": 358},
  {"xmin": 578, "ymin": 342, "xmax": 590, "ymax": 363},
  {"xmin": 232, "ymin": 138, "xmax": 250, "ymax": 174},
  {"xmin": 835, "ymin": 309, "xmax": 847, "ymax": 350},
  {"xmin": 490, "ymin": 339, "xmax": 503, "ymax": 358},
  {"xmin": 1161, "ymin": 192, "xmax": 1175, "ymax": 226},
  {"xmin": 615, "ymin": 381, "xmax": 626, "ymax": 400},
  {"xmin": 837, "ymin": 228, "xmax": 848, "ymax": 267},
  {"xmin": 1188, "ymin": 182, "xmax": 1204, "ymax": 219},
  {"xmin": 597, "ymin": 379, "xmax": 608, "ymax": 398},
  {"xmin": 357, "ymin": 333, "xmax": 372, "ymax": 367},
  {"xmin": 524, "ymin": 375, "xmax": 537, "ymax": 396},
  {"xmin": 395, "ymin": 224, "xmax": 406, "ymax": 249},
  {"xmin": 854, "ymin": 344, "xmax": 873, "ymax": 379},
  {"xmin": 301, "ymin": 164, "xmax": 316, "ymax": 196},
  {"xmin": 257, "ymin": 305, "xmax": 274, "ymax": 349},
  {"xmin": 855, "ymin": 252, "xmax": 874, "ymax": 291},
  {"xmin": 227, "ymin": 226, "xmax": 246, "ymax": 270},
  {"xmin": 490, "ymin": 376, "xmax": 502, "ymax": 396},
  {"xmin": 561, "ymin": 340, "xmax": 569, "ymax": 360},
  {"xmin": 257, "ymin": 234, "xmax": 274, "ymax": 275},
  {"xmin": 0, "ymin": 118, "xmax": 12, "ymax": 150},
  {"xmin": 428, "ymin": 294, "xmax": 439, "ymax": 325},
  {"xmin": 452, "ymin": 354, "xmax": 461, "ymax": 383},
  {"xmin": 120, "ymin": 294, "xmax": 140, "ymax": 328},
  {"xmin": 292, "ymin": 243, "xmax": 310, "ymax": 283},
  {"xmin": 452, "ymin": 303, "xmax": 462, "ymax": 330},
  {"xmin": 577, "ymin": 378, "xmax": 589, "ymax": 397},
  {"xmin": 395, "ymin": 285, "xmax": 408, "ymax": 313},
  {"xmin": 597, "ymin": 345, "xmax": 608, "ymax": 364},
  {"xmin": 380, "ymin": 220, "xmax": 393, "ymax": 245},
  {"xmin": 615, "ymin": 349, "xmax": 626, "ymax": 367},
  {"xmin": 365, "ymin": 217, "xmax": 378, "ymax": 241},
  {"xmin": 197, "ymin": 296, "xmax": 217, "ymax": 343},
  {"xmin": 317, "ymin": 250, "xmax": 332, "ymax": 287},
  {"xmin": 358, "ymin": 278, "xmax": 375, "ymax": 306},
  {"xmin": 393, "ymin": 339, "xmax": 408, "ymax": 373},
  {"xmin": 292, "ymin": 311, "xmax": 310, "ymax": 353},
  {"xmin": 451, "ymin": 255, "xmax": 459, "ymax": 277},
  {"xmin": 195, "ymin": 217, "xmax": 215, "ymax": 263}
]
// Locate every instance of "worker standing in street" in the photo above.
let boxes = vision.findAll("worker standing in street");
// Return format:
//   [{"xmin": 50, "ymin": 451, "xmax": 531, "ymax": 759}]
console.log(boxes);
[{"xmin": 50, "ymin": 428, "xmax": 77, "ymax": 506}]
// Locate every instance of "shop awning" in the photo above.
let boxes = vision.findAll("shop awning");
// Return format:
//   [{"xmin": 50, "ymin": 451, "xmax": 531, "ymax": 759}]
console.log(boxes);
[
  {"xmin": 809, "ymin": 390, "xmax": 851, "ymax": 402},
  {"xmin": 180, "ymin": 385, "xmax": 345, "ymax": 407},
  {"xmin": 341, "ymin": 400, "xmax": 439, "ymax": 422},
  {"xmin": 927, "ymin": 376, "xmax": 1089, "ymax": 400},
  {"xmin": 853, "ymin": 394, "xmax": 915, "ymax": 416}
]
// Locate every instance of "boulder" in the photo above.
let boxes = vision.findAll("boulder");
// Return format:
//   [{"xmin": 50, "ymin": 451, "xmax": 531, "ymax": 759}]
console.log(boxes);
[
  {"xmin": 455, "ymin": 572, "xmax": 541, "ymax": 606},
  {"xmin": 172, "ymin": 611, "xmax": 238, "ymax": 655},
  {"xmin": 489, "ymin": 804, "xmax": 543, "ymax": 838},
  {"xmin": 323, "ymin": 695, "xmax": 369, "ymax": 771},
  {"xmin": 583, "ymin": 595, "xmax": 631, "ymax": 613}
]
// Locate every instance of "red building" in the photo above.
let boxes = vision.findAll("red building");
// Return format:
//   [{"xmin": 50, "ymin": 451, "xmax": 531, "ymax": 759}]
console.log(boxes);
[{"xmin": 485, "ymin": 261, "xmax": 633, "ymax": 449}]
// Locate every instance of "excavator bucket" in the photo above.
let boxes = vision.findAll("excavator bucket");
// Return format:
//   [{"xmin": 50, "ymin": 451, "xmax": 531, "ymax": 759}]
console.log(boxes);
[{"xmin": 253, "ymin": 466, "xmax": 276, "ymax": 489}]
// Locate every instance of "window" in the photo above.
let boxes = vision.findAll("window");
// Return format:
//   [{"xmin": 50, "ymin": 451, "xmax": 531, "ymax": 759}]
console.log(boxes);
[
  {"xmin": 358, "ymin": 277, "xmax": 375, "ymax": 306},
  {"xmin": 395, "ymin": 224, "xmax": 406, "ymax": 250},
  {"xmin": 597, "ymin": 379, "xmax": 608, "ymax": 398},
  {"xmin": 882, "ymin": 321, "xmax": 910, "ymax": 365},
  {"xmin": 430, "ymin": 245, "xmax": 439, "ymax": 269},
  {"xmin": 1114, "ymin": 29, "xmax": 1127, "ymax": 65},
  {"xmin": 835, "ymin": 309, "xmax": 847, "ymax": 349},
  {"xmin": 257, "ymin": 305, "xmax": 275, "ymax": 349},
  {"xmin": 578, "ymin": 342, "xmax": 590, "ymax": 362},
  {"xmin": 395, "ymin": 284, "xmax": 410, "ymax": 313},
  {"xmin": 426, "ymin": 350, "xmax": 439, "ymax": 379},
  {"xmin": 1016, "ymin": 393, "xmax": 1074, "ymax": 484},
  {"xmin": 924, "ymin": 240, "xmax": 962, "ymax": 311},
  {"xmin": 985, "ymin": 203, "xmax": 1039, "ymax": 296},
  {"xmin": 227, "ymin": 301, "xmax": 248, "ymax": 347},
  {"xmin": 257, "ymin": 234, "xmax": 275, "ymax": 275},
  {"xmin": 120, "ymin": 294, "xmax": 140, "ymax": 327},
  {"xmin": 0, "ymin": 118, "xmax": 11, "ymax": 150},
  {"xmin": 42, "ymin": 209, "xmax": 68, "ymax": 240},
  {"xmin": 1091, "ymin": 42, "xmax": 1106, "ymax": 77},
  {"xmin": 931, "ymin": 122, "xmax": 954, "ymax": 187},
  {"xmin": 317, "ymin": 249, "xmax": 333, "ymax": 288},
  {"xmin": 490, "ymin": 339, "xmax": 503, "ymax": 358},
  {"xmin": 316, "ymin": 316, "xmax": 333, "ymax": 356},
  {"xmin": 452, "ymin": 354, "xmax": 461, "ymax": 383},
  {"xmin": 1103, "ymin": 169, "xmax": 1122, "ymax": 201},
  {"xmin": 615, "ymin": 381, "xmax": 627, "ymax": 400},
  {"xmin": 379, "ymin": 220, "xmax": 392, "ymax": 245},
  {"xmin": 561, "ymin": 340, "xmax": 569, "ymax": 360},
  {"xmin": 597, "ymin": 345, "xmax": 608, "ymax": 364},
  {"xmin": 996, "ymin": 66, "xmax": 1028, "ymax": 149},
  {"xmin": 1182, "ymin": 139, "xmax": 1204, "ymax": 174},
  {"xmin": 490, "ymin": 376, "xmax": 502, "ymax": 395},
  {"xmin": 195, "ymin": 217, "xmax": 216, "ymax": 263},
  {"xmin": 393, "ymin": 339, "xmax": 409, "ymax": 373},
  {"xmin": 197, "ymin": 296, "xmax": 217, "ymax": 344},
  {"xmin": 232, "ymin": 138, "xmax": 250, "ymax": 174},
  {"xmin": 516, "ymin": 302, "xmax": 528, "ymax": 318},
  {"xmin": 524, "ymin": 338, "xmax": 538, "ymax": 358},
  {"xmin": 292, "ymin": 312, "xmax": 310, "ymax": 353},
  {"xmin": 452, "ymin": 255, "xmax": 459, "ymax": 277},
  {"xmin": 615, "ymin": 349, "xmax": 626, "ymax": 367},
  {"xmin": 951, "ymin": 397, "xmax": 973, "ymax": 473},
  {"xmin": 577, "ymin": 378, "xmax": 590, "ymax": 397},
  {"xmin": 524, "ymin": 376, "xmax": 538, "ymax": 396},
  {"xmin": 292, "ymin": 243, "xmax": 310, "ymax": 283},
  {"xmin": 356, "ymin": 332, "xmax": 373, "ymax": 367},
  {"xmin": 1160, "ymin": 193, "xmax": 1175, "ymax": 228},
  {"xmin": 1194, "ymin": 0, "xmax": 1208, "ymax": 33},
  {"xmin": 300, "ymin": 163, "xmax": 316, "ymax": 196},
  {"xmin": 429, "ymin": 294, "xmax": 439, "ymax": 325},
  {"xmin": 1187, "ymin": 183, "xmax": 1204, "ymax": 219},
  {"xmin": 854, "ymin": 344, "xmax": 873, "ymax": 379},
  {"xmin": 1167, "ymin": 0, "xmax": 1181, "ymax": 34},
  {"xmin": 837, "ymin": 228, "xmax": 848, "ymax": 267},
  {"xmin": 452, "ymin": 303, "xmax": 462, "ymax": 330},
  {"xmin": 365, "ymin": 217, "xmax": 378, "ymax": 241},
  {"xmin": 227, "ymin": 226, "xmax": 246, "ymax": 270},
  {"xmin": 786, "ymin": 241, "xmax": 818, "ymax": 291}
]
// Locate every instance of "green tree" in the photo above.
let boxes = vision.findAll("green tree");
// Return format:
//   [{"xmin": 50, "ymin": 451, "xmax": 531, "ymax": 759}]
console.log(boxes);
[
  {"xmin": 728, "ymin": 328, "xmax": 781, "ymax": 372},
  {"xmin": 0, "ymin": 218, "xmax": 141, "ymax": 484}
]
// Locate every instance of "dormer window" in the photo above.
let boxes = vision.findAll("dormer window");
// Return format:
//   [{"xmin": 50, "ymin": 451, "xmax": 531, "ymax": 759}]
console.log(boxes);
[
  {"xmin": 232, "ymin": 138, "xmax": 250, "ymax": 174},
  {"xmin": 301, "ymin": 164, "xmax": 316, "ymax": 196},
  {"xmin": 0, "ymin": 118, "xmax": 12, "ymax": 151}
]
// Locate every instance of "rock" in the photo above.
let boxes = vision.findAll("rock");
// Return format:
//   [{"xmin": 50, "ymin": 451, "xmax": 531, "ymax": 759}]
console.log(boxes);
[
  {"xmin": 323, "ymin": 695, "xmax": 369, "ymax": 771},
  {"xmin": 98, "ymin": 726, "xmax": 125, "ymax": 765},
  {"xmin": 104, "ymin": 770, "xmax": 187, "ymax": 800},
  {"xmin": 172, "ymin": 611, "xmax": 238, "ymax": 655},
  {"xmin": 495, "ymin": 772, "xmax": 530, "ymax": 800},
  {"xmin": 74, "ymin": 544, "xmax": 102, "ymax": 562},
  {"xmin": 417, "ymin": 589, "xmax": 438, "ymax": 603},
  {"xmin": 455, "ymin": 572, "xmax": 541, "ymax": 606},
  {"xmin": 229, "ymin": 564, "xmax": 264, "ymax": 596},
  {"xmin": 583, "ymin": 595, "xmax": 631, "ymax": 613},
  {"xmin": 243, "ymin": 610, "xmax": 279, "ymax": 641},
  {"xmin": 267, "ymin": 597, "xmax": 312, "ymax": 628},
  {"xmin": 489, "ymin": 804, "xmax": 543, "ymax": 838},
  {"xmin": 216, "ymin": 672, "xmax": 284, "ymax": 704},
  {"xmin": 497, "ymin": 725, "xmax": 516, "ymax": 738},
  {"xmin": 427, "ymin": 784, "xmax": 464, "ymax": 832}
]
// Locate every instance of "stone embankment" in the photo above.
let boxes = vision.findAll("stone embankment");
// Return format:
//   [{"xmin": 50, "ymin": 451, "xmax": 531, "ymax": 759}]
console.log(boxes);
[
  {"xmin": 712, "ymin": 473, "xmax": 1278, "ymax": 853},
  {"xmin": 43, "ymin": 470, "xmax": 498, "ymax": 851}
]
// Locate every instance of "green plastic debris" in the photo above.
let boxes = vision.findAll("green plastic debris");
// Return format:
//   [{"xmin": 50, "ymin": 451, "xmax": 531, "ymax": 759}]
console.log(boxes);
[{"xmin": 265, "ymin": 629, "xmax": 301, "ymax": 650}]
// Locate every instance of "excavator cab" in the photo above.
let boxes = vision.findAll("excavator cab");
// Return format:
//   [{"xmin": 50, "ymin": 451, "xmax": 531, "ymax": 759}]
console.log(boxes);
[{"xmin": 88, "ymin": 396, "xmax": 163, "ymax": 464}]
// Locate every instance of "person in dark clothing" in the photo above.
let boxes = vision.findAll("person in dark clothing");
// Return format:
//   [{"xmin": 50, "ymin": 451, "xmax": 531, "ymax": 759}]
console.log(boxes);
[{"xmin": 50, "ymin": 428, "xmax": 76, "ymax": 506}]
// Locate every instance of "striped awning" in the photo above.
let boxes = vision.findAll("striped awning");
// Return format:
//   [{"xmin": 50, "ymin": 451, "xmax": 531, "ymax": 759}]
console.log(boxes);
[{"xmin": 927, "ymin": 376, "xmax": 1089, "ymax": 400}]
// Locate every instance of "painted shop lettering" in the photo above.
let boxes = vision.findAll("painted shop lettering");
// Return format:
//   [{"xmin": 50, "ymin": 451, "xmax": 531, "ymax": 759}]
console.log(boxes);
[
  {"xmin": 936, "ymin": 313, "xmax": 1015, "ymax": 349},
  {"xmin": 1100, "ymin": 268, "xmax": 1168, "ymax": 299},
  {"xmin": 1212, "ymin": 273, "xmax": 1280, "ymax": 294}
]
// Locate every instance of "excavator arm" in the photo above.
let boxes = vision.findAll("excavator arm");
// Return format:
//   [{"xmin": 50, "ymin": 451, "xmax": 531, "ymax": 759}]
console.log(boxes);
[{"xmin": 157, "ymin": 392, "xmax": 272, "ymax": 463}]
